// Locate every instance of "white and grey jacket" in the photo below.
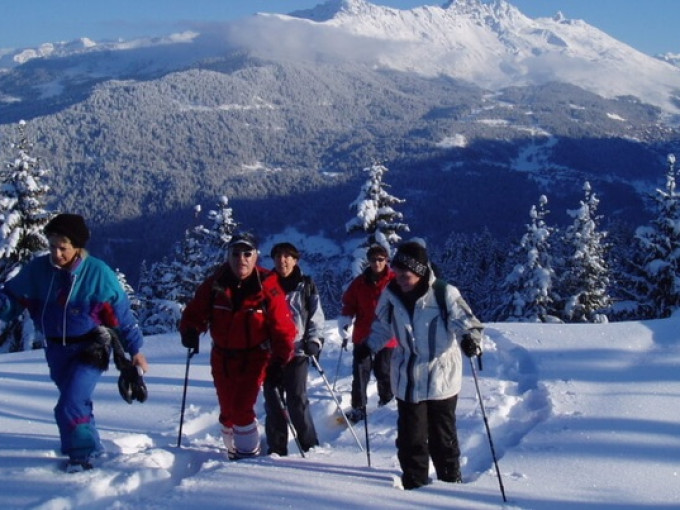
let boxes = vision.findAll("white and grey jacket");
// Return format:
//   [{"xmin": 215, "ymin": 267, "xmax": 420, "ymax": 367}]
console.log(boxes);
[
  {"xmin": 366, "ymin": 271, "xmax": 483, "ymax": 404},
  {"xmin": 285, "ymin": 274, "xmax": 325, "ymax": 357}
]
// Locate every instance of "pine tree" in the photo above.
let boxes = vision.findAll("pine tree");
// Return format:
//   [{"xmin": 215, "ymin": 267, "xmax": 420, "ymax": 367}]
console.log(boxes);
[
  {"xmin": 558, "ymin": 182, "xmax": 611, "ymax": 323},
  {"xmin": 203, "ymin": 196, "xmax": 238, "ymax": 272},
  {"xmin": 137, "ymin": 257, "xmax": 183, "ymax": 335},
  {"xmin": 628, "ymin": 154, "xmax": 680, "ymax": 318},
  {"xmin": 433, "ymin": 228, "xmax": 509, "ymax": 321},
  {"xmin": 494, "ymin": 195, "xmax": 558, "ymax": 322},
  {"xmin": 0, "ymin": 120, "xmax": 50, "ymax": 281},
  {"xmin": 137, "ymin": 197, "xmax": 239, "ymax": 334},
  {"xmin": 115, "ymin": 267, "xmax": 141, "ymax": 319},
  {"xmin": 345, "ymin": 163, "xmax": 409, "ymax": 276},
  {"xmin": 0, "ymin": 120, "xmax": 51, "ymax": 352}
]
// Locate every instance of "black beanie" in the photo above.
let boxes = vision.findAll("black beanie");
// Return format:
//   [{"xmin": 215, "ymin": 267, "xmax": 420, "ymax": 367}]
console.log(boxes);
[
  {"xmin": 44, "ymin": 214, "xmax": 90, "ymax": 248},
  {"xmin": 392, "ymin": 241, "xmax": 429, "ymax": 277}
]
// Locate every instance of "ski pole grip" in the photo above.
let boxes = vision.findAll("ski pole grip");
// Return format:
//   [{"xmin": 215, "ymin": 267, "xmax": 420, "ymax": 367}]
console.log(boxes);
[{"xmin": 477, "ymin": 353, "xmax": 483, "ymax": 371}]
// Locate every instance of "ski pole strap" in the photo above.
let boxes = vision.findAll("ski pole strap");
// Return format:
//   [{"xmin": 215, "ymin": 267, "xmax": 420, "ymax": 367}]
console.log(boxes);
[{"xmin": 109, "ymin": 328, "xmax": 132, "ymax": 370}]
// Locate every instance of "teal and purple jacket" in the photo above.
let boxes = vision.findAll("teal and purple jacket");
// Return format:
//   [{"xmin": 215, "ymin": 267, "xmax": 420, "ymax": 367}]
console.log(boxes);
[{"xmin": 0, "ymin": 252, "xmax": 143, "ymax": 355}]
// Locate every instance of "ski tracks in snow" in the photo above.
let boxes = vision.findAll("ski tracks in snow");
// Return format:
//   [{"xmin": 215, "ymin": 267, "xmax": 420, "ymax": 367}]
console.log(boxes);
[
  {"xmin": 459, "ymin": 326, "xmax": 552, "ymax": 483},
  {"xmin": 24, "ymin": 326, "xmax": 551, "ymax": 508}
]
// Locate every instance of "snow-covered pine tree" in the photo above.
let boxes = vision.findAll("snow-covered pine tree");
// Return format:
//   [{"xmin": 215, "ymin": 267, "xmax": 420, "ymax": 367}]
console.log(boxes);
[
  {"xmin": 203, "ymin": 195, "xmax": 238, "ymax": 272},
  {"xmin": 137, "ymin": 198, "xmax": 239, "ymax": 334},
  {"xmin": 494, "ymin": 195, "xmax": 558, "ymax": 322},
  {"xmin": 0, "ymin": 120, "xmax": 51, "ymax": 352},
  {"xmin": 626, "ymin": 154, "xmax": 680, "ymax": 318},
  {"xmin": 0, "ymin": 120, "xmax": 51, "ymax": 281},
  {"xmin": 433, "ymin": 228, "xmax": 509, "ymax": 321},
  {"xmin": 115, "ymin": 267, "xmax": 141, "ymax": 319},
  {"xmin": 557, "ymin": 182, "xmax": 611, "ymax": 323},
  {"xmin": 137, "ymin": 256, "xmax": 183, "ymax": 334},
  {"xmin": 169, "ymin": 198, "xmax": 239, "ymax": 306},
  {"xmin": 345, "ymin": 163, "xmax": 409, "ymax": 276}
]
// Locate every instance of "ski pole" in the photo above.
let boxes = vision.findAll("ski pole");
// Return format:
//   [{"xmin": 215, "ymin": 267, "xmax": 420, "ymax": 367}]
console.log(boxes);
[
  {"xmin": 361, "ymin": 352, "xmax": 372, "ymax": 467},
  {"xmin": 469, "ymin": 356, "xmax": 507, "ymax": 503},
  {"xmin": 310, "ymin": 355, "xmax": 364, "ymax": 452},
  {"xmin": 177, "ymin": 345, "xmax": 198, "ymax": 447},
  {"xmin": 332, "ymin": 339, "xmax": 346, "ymax": 391},
  {"xmin": 362, "ymin": 404, "xmax": 371, "ymax": 467},
  {"xmin": 274, "ymin": 386, "xmax": 305, "ymax": 458}
]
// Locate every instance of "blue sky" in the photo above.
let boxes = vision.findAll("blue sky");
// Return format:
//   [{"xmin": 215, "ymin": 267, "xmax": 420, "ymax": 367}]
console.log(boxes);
[{"xmin": 1, "ymin": 1, "xmax": 677, "ymax": 56}]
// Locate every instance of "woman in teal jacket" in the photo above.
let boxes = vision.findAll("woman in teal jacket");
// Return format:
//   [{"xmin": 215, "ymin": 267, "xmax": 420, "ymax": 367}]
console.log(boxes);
[{"xmin": 0, "ymin": 214, "xmax": 148, "ymax": 471}]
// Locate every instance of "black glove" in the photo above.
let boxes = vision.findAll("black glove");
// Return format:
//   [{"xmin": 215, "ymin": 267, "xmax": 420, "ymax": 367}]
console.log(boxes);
[
  {"xmin": 304, "ymin": 340, "xmax": 321, "ymax": 359},
  {"xmin": 461, "ymin": 333, "xmax": 482, "ymax": 358},
  {"xmin": 266, "ymin": 362, "xmax": 285, "ymax": 388},
  {"xmin": 341, "ymin": 337, "xmax": 349, "ymax": 350},
  {"xmin": 181, "ymin": 328, "xmax": 199, "ymax": 350},
  {"xmin": 118, "ymin": 364, "xmax": 148, "ymax": 404}
]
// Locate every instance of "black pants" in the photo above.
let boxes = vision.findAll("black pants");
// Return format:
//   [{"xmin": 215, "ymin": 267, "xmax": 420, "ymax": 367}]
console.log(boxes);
[
  {"xmin": 396, "ymin": 395, "xmax": 461, "ymax": 489},
  {"xmin": 263, "ymin": 355, "xmax": 319, "ymax": 455},
  {"xmin": 351, "ymin": 343, "xmax": 393, "ymax": 409}
]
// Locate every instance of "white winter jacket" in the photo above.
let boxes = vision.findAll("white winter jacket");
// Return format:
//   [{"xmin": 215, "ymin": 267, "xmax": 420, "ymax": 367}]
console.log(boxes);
[{"xmin": 366, "ymin": 272, "xmax": 483, "ymax": 404}]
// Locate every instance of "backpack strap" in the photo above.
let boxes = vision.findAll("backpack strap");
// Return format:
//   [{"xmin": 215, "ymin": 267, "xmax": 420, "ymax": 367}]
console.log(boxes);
[
  {"xmin": 299, "ymin": 274, "xmax": 314, "ymax": 331},
  {"xmin": 432, "ymin": 278, "xmax": 449, "ymax": 331},
  {"xmin": 386, "ymin": 279, "xmax": 449, "ymax": 331}
]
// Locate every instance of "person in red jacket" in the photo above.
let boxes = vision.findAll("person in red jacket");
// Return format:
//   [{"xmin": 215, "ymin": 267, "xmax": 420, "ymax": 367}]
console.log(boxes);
[
  {"xmin": 339, "ymin": 244, "xmax": 397, "ymax": 423},
  {"xmin": 179, "ymin": 232, "xmax": 296, "ymax": 459}
]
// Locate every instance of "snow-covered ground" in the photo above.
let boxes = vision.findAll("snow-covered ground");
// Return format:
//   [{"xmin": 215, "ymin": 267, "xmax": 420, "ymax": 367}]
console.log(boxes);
[{"xmin": 1, "ymin": 316, "xmax": 679, "ymax": 509}]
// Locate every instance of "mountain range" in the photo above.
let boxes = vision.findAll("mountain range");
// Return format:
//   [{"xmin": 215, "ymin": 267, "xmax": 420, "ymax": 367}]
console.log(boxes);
[{"xmin": 0, "ymin": 0, "xmax": 678, "ymax": 282}]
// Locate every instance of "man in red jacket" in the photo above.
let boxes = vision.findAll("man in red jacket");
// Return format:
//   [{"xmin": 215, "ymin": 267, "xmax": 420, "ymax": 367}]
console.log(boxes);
[
  {"xmin": 180, "ymin": 232, "xmax": 296, "ymax": 459},
  {"xmin": 339, "ymin": 244, "xmax": 397, "ymax": 423}
]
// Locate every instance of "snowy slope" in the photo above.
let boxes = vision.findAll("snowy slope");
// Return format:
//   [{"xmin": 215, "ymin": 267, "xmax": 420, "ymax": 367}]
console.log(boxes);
[{"xmin": 1, "ymin": 316, "xmax": 679, "ymax": 509}]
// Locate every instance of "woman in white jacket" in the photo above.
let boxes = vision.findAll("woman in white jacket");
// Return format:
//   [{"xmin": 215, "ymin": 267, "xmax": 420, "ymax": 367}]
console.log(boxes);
[{"xmin": 367, "ymin": 240, "xmax": 483, "ymax": 490}]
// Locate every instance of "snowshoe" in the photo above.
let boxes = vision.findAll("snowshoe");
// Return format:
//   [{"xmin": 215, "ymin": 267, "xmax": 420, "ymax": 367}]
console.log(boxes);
[
  {"xmin": 64, "ymin": 457, "xmax": 94, "ymax": 473},
  {"xmin": 345, "ymin": 408, "xmax": 365, "ymax": 424}
]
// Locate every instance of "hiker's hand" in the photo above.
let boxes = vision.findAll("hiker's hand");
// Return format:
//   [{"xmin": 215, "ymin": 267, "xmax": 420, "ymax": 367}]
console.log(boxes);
[
  {"xmin": 132, "ymin": 352, "xmax": 149, "ymax": 373},
  {"xmin": 181, "ymin": 328, "xmax": 199, "ymax": 350},
  {"xmin": 338, "ymin": 316, "xmax": 352, "ymax": 340},
  {"xmin": 304, "ymin": 340, "xmax": 321, "ymax": 359},
  {"xmin": 461, "ymin": 333, "xmax": 482, "ymax": 358},
  {"xmin": 267, "ymin": 362, "xmax": 284, "ymax": 387}
]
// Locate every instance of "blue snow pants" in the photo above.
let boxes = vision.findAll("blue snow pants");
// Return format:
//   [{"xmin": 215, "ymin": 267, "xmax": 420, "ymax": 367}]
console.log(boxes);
[{"xmin": 44, "ymin": 340, "xmax": 104, "ymax": 460}]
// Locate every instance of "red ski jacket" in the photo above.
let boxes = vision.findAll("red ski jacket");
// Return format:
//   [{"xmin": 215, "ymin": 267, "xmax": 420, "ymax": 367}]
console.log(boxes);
[
  {"xmin": 180, "ymin": 265, "xmax": 295, "ymax": 364},
  {"xmin": 341, "ymin": 267, "xmax": 397, "ymax": 348}
]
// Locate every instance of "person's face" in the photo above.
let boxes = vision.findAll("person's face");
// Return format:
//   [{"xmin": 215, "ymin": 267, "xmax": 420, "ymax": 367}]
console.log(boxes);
[
  {"xmin": 273, "ymin": 252, "xmax": 298, "ymax": 278},
  {"xmin": 368, "ymin": 253, "xmax": 388, "ymax": 275},
  {"xmin": 228, "ymin": 245, "xmax": 257, "ymax": 280},
  {"xmin": 393, "ymin": 265, "xmax": 421, "ymax": 293},
  {"xmin": 48, "ymin": 234, "xmax": 79, "ymax": 268}
]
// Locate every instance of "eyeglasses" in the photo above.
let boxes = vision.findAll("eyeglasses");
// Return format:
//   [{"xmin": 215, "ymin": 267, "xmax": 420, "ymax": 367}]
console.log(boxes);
[
  {"xmin": 369, "ymin": 257, "xmax": 387, "ymax": 263},
  {"xmin": 231, "ymin": 250, "xmax": 254, "ymax": 259}
]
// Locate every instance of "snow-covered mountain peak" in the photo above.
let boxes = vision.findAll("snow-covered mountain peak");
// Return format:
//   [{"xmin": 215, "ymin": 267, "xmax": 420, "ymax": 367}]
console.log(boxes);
[
  {"xmin": 1, "ymin": 0, "xmax": 679, "ymax": 115},
  {"xmin": 280, "ymin": 0, "xmax": 680, "ymax": 114},
  {"xmin": 289, "ymin": 0, "xmax": 386, "ymax": 23}
]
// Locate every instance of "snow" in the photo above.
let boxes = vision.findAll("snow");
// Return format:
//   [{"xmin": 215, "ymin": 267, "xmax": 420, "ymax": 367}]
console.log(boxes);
[
  {"xmin": 1, "ymin": 315, "xmax": 679, "ymax": 509},
  {"xmin": 279, "ymin": 0, "xmax": 680, "ymax": 114},
  {"xmin": 4, "ymin": 1, "xmax": 680, "ymax": 116}
]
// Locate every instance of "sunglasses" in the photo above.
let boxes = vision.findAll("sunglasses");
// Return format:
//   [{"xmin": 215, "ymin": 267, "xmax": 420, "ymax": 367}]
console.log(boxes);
[
  {"xmin": 231, "ymin": 250, "xmax": 254, "ymax": 259},
  {"xmin": 369, "ymin": 257, "xmax": 387, "ymax": 263}
]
